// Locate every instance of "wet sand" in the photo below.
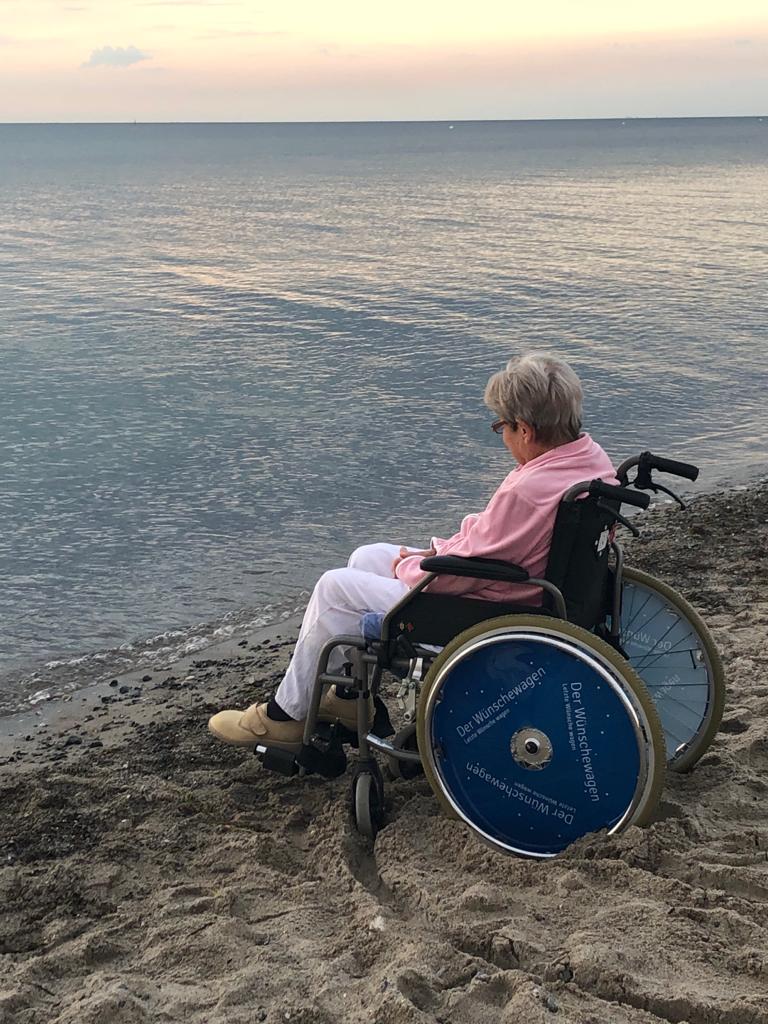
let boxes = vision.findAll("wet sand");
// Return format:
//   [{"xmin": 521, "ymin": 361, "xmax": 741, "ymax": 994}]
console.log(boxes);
[{"xmin": 1, "ymin": 484, "xmax": 767, "ymax": 1024}]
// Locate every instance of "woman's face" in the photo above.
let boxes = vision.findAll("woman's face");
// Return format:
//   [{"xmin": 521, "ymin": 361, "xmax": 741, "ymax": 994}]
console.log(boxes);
[
  {"xmin": 505, "ymin": 419, "xmax": 547, "ymax": 465},
  {"xmin": 492, "ymin": 416, "xmax": 541, "ymax": 465},
  {"xmin": 503, "ymin": 420, "xmax": 526, "ymax": 463}
]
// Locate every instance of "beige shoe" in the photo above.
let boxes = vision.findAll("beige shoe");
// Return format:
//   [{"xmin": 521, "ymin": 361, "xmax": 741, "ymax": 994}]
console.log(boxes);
[
  {"xmin": 318, "ymin": 687, "xmax": 374, "ymax": 733},
  {"xmin": 208, "ymin": 703, "xmax": 304, "ymax": 751}
]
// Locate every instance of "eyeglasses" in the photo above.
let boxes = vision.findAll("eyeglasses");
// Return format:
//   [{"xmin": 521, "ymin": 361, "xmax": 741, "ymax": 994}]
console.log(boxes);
[{"xmin": 491, "ymin": 418, "xmax": 517, "ymax": 434}]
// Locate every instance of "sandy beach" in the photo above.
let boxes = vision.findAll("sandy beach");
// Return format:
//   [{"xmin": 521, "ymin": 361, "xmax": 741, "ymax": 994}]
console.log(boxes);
[{"xmin": 1, "ymin": 482, "xmax": 767, "ymax": 1024}]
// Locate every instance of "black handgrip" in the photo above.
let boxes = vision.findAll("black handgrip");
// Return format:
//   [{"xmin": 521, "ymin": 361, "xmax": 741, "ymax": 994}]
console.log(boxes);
[
  {"xmin": 588, "ymin": 480, "xmax": 651, "ymax": 509},
  {"xmin": 641, "ymin": 451, "xmax": 699, "ymax": 482}
]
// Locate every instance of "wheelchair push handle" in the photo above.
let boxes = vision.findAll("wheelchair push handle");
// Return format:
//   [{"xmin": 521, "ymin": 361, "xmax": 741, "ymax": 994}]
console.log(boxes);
[
  {"xmin": 642, "ymin": 452, "xmax": 699, "ymax": 482},
  {"xmin": 588, "ymin": 479, "xmax": 651, "ymax": 509},
  {"xmin": 616, "ymin": 451, "xmax": 700, "ymax": 486},
  {"xmin": 560, "ymin": 479, "xmax": 649, "ymax": 537},
  {"xmin": 617, "ymin": 451, "xmax": 700, "ymax": 510},
  {"xmin": 562, "ymin": 479, "xmax": 651, "ymax": 509}
]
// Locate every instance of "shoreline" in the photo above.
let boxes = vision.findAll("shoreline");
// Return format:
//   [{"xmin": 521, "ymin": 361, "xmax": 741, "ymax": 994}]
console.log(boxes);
[
  {"xmin": 3, "ymin": 468, "xmax": 765, "ymax": 716},
  {"xmin": 0, "ymin": 614, "xmax": 304, "ymax": 767},
  {"xmin": 1, "ymin": 481, "xmax": 767, "ymax": 1023},
  {"xmin": 2, "ymin": 471, "xmax": 764, "ymax": 718},
  {"xmin": 0, "ymin": 594, "xmax": 310, "ymax": 719}
]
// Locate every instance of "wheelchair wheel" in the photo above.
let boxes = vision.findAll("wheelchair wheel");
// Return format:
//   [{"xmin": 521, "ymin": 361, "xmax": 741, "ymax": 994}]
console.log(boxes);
[
  {"xmin": 416, "ymin": 615, "xmax": 665, "ymax": 859},
  {"xmin": 352, "ymin": 763, "xmax": 385, "ymax": 840},
  {"xmin": 618, "ymin": 567, "xmax": 725, "ymax": 773},
  {"xmin": 386, "ymin": 724, "xmax": 424, "ymax": 780}
]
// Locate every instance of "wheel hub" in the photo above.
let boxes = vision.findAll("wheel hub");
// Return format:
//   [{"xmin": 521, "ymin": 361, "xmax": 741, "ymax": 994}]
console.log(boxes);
[{"xmin": 511, "ymin": 727, "xmax": 553, "ymax": 769}]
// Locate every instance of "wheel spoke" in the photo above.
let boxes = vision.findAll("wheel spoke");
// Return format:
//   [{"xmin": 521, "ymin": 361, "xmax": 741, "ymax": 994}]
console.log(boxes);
[{"xmin": 620, "ymin": 569, "xmax": 723, "ymax": 771}]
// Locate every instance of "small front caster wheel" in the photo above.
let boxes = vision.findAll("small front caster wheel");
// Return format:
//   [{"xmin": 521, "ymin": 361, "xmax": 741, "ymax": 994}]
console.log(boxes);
[{"xmin": 352, "ymin": 764, "xmax": 385, "ymax": 839}]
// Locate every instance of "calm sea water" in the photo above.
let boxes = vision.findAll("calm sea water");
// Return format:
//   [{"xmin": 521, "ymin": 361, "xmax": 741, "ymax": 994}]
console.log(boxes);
[{"xmin": 1, "ymin": 119, "xmax": 767, "ymax": 707}]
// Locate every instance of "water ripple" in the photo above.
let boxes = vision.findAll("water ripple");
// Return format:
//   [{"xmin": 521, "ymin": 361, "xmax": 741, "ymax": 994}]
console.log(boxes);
[{"xmin": 0, "ymin": 119, "xmax": 766, "ymax": 694}]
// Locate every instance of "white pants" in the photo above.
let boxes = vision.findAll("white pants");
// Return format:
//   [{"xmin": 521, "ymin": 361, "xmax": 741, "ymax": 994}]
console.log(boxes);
[{"xmin": 274, "ymin": 543, "xmax": 416, "ymax": 720}]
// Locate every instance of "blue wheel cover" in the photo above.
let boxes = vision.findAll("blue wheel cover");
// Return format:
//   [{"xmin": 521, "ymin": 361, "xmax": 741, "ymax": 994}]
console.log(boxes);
[
  {"xmin": 427, "ymin": 635, "xmax": 643, "ymax": 857},
  {"xmin": 620, "ymin": 579, "xmax": 711, "ymax": 762}
]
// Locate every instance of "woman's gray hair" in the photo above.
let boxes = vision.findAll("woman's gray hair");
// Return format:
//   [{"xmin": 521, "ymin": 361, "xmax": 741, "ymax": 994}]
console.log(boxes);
[{"xmin": 484, "ymin": 353, "xmax": 583, "ymax": 444}]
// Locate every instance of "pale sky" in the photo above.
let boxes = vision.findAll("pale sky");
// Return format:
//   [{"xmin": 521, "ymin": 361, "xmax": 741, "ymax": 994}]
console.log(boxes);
[{"xmin": 1, "ymin": 0, "xmax": 767, "ymax": 121}]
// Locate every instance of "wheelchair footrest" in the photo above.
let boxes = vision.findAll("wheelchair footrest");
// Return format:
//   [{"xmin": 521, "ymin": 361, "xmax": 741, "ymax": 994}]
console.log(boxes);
[
  {"xmin": 297, "ymin": 739, "xmax": 348, "ymax": 778},
  {"xmin": 257, "ymin": 736, "xmax": 348, "ymax": 780},
  {"xmin": 259, "ymin": 746, "xmax": 300, "ymax": 777}
]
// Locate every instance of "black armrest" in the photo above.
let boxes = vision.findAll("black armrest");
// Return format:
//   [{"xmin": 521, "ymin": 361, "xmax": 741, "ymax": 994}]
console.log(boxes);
[{"xmin": 420, "ymin": 555, "xmax": 530, "ymax": 584}]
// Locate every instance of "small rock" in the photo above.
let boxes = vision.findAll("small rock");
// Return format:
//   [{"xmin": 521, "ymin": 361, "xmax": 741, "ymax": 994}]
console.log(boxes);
[
  {"xmin": 89, "ymin": 739, "xmax": 104, "ymax": 748},
  {"xmin": 536, "ymin": 988, "xmax": 560, "ymax": 1013},
  {"xmin": 119, "ymin": 685, "xmax": 130, "ymax": 694},
  {"xmin": 64, "ymin": 735, "xmax": 83, "ymax": 747},
  {"xmin": 110, "ymin": 679, "xmax": 119, "ymax": 687},
  {"xmin": 142, "ymin": 675, "xmax": 152, "ymax": 682}
]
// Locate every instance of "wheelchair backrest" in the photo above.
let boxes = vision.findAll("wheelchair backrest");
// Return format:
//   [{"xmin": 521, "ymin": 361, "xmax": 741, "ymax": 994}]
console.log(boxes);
[{"xmin": 543, "ymin": 492, "xmax": 616, "ymax": 628}]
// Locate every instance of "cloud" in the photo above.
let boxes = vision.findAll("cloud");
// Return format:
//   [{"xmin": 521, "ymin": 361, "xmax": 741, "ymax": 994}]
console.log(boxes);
[{"xmin": 82, "ymin": 45, "xmax": 151, "ymax": 68}]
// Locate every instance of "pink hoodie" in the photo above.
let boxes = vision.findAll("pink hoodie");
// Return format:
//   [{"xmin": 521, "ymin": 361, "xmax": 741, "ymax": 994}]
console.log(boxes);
[{"xmin": 394, "ymin": 433, "xmax": 616, "ymax": 604}]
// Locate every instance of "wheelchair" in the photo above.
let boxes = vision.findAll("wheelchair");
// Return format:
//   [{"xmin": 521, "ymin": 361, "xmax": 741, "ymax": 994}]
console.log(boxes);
[{"xmin": 254, "ymin": 451, "xmax": 725, "ymax": 859}]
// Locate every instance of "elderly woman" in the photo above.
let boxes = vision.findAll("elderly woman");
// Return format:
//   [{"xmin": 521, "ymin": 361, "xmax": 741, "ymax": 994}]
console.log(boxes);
[{"xmin": 208, "ymin": 352, "xmax": 616, "ymax": 751}]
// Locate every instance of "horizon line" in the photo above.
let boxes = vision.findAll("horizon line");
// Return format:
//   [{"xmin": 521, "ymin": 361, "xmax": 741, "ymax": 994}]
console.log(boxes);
[{"xmin": 1, "ymin": 113, "xmax": 767, "ymax": 127}]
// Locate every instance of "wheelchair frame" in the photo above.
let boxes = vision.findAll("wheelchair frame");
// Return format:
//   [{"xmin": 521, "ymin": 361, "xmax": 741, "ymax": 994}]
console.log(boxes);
[{"xmin": 253, "ymin": 451, "xmax": 723, "ymax": 854}]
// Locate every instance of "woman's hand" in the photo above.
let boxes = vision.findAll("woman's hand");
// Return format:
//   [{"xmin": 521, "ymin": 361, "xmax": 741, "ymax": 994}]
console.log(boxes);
[{"xmin": 391, "ymin": 546, "xmax": 436, "ymax": 577}]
